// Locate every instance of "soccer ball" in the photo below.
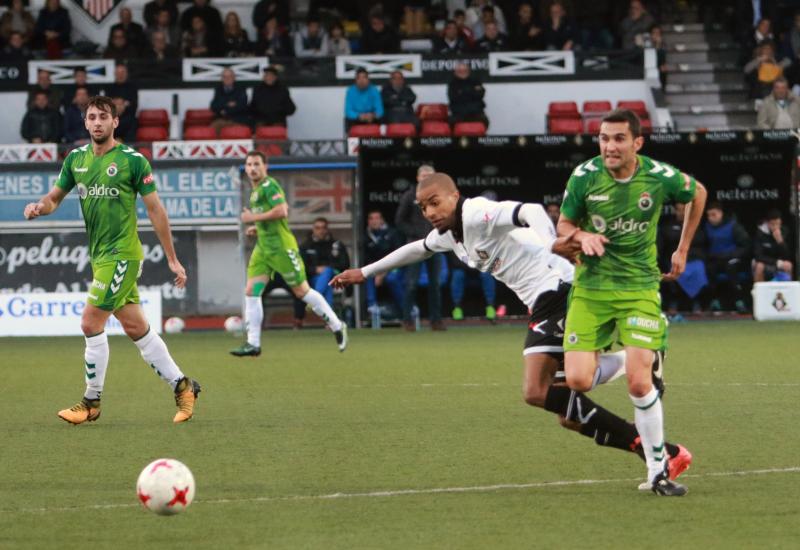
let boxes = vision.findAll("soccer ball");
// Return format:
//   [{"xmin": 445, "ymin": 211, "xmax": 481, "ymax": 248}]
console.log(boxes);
[
  {"xmin": 136, "ymin": 458, "xmax": 195, "ymax": 516},
  {"xmin": 224, "ymin": 315, "xmax": 243, "ymax": 333},
  {"xmin": 164, "ymin": 317, "xmax": 185, "ymax": 334}
]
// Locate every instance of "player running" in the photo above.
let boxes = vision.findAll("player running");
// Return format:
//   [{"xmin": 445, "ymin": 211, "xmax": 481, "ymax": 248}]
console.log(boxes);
[
  {"xmin": 230, "ymin": 151, "xmax": 347, "ymax": 357},
  {"xmin": 331, "ymin": 172, "xmax": 692, "ymax": 481},
  {"xmin": 24, "ymin": 96, "xmax": 200, "ymax": 424},
  {"xmin": 557, "ymin": 109, "xmax": 707, "ymax": 496}
]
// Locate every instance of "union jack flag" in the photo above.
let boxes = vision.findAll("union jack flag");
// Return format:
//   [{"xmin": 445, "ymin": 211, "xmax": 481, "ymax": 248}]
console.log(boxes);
[
  {"xmin": 74, "ymin": 0, "xmax": 122, "ymax": 23},
  {"xmin": 288, "ymin": 172, "xmax": 352, "ymax": 223}
]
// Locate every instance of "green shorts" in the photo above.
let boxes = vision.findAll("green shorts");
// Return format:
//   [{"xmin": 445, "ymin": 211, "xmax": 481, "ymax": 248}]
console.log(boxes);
[
  {"xmin": 564, "ymin": 287, "xmax": 668, "ymax": 352},
  {"xmin": 88, "ymin": 259, "xmax": 142, "ymax": 311},
  {"xmin": 247, "ymin": 245, "xmax": 307, "ymax": 287}
]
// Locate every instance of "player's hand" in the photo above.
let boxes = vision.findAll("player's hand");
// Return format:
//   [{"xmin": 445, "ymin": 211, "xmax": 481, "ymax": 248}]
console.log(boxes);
[
  {"xmin": 663, "ymin": 249, "xmax": 687, "ymax": 281},
  {"xmin": 577, "ymin": 231, "xmax": 608, "ymax": 257},
  {"xmin": 240, "ymin": 208, "xmax": 255, "ymax": 223},
  {"xmin": 551, "ymin": 228, "xmax": 582, "ymax": 263},
  {"xmin": 24, "ymin": 202, "xmax": 44, "ymax": 219},
  {"xmin": 245, "ymin": 225, "xmax": 257, "ymax": 237},
  {"xmin": 329, "ymin": 268, "xmax": 365, "ymax": 289},
  {"xmin": 168, "ymin": 258, "xmax": 188, "ymax": 289}
]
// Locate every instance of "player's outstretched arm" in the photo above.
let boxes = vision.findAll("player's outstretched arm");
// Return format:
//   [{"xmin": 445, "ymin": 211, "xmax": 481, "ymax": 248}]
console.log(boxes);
[
  {"xmin": 24, "ymin": 186, "xmax": 68, "ymax": 219},
  {"xmin": 142, "ymin": 191, "xmax": 187, "ymax": 289},
  {"xmin": 664, "ymin": 177, "xmax": 707, "ymax": 281},
  {"xmin": 330, "ymin": 240, "xmax": 433, "ymax": 289},
  {"xmin": 556, "ymin": 214, "xmax": 608, "ymax": 257}
]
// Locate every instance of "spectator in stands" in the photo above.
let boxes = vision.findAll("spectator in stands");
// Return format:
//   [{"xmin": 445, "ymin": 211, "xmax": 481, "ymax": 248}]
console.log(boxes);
[
  {"xmin": 294, "ymin": 15, "xmax": 329, "ymax": 58},
  {"xmin": 210, "ymin": 68, "xmax": 250, "ymax": 131},
  {"xmin": 449, "ymin": 255, "xmax": 497, "ymax": 322},
  {"xmin": 104, "ymin": 28, "xmax": 139, "ymax": 62},
  {"xmin": 34, "ymin": 0, "xmax": 71, "ymax": 58},
  {"xmin": 344, "ymin": 68, "xmax": 384, "ymax": 130},
  {"xmin": 395, "ymin": 164, "xmax": 445, "ymax": 331},
  {"xmin": 448, "ymin": 62, "xmax": 488, "ymax": 127},
  {"xmin": 145, "ymin": 29, "xmax": 180, "ymax": 63},
  {"xmin": 659, "ymin": 202, "xmax": 707, "ymax": 321},
  {"xmin": 360, "ymin": 12, "xmax": 400, "ymax": 54},
  {"xmin": 781, "ymin": 12, "xmax": 800, "ymax": 80},
  {"xmin": 753, "ymin": 209, "xmax": 793, "ymax": 282},
  {"xmin": 21, "ymin": 90, "xmax": 62, "ymax": 143},
  {"xmin": 183, "ymin": 15, "xmax": 220, "ymax": 58},
  {"xmin": 296, "ymin": 217, "xmax": 350, "ymax": 324},
  {"xmin": 1, "ymin": 30, "xmax": 32, "ymax": 65},
  {"xmin": 110, "ymin": 7, "xmax": 146, "ymax": 56},
  {"xmin": 402, "ymin": 1, "xmax": 430, "ymax": 36},
  {"xmin": 545, "ymin": 202, "xmax": 560, "ymax": 226},
  {"xmin": 104, "ymin": 64, "xmax": 138, "ymax": 117},
  {"xmin": 649, "ymin": 24, "xmax": 668, "ymax": 88},
  {"xmin": 757, "ymin": 77, "xmax": 800, "ymax": 128},
  {"xmin": 61, "ymin": 66, "xmax": 96, "ymax": 110},
  {"xmin": 63, "ymin": 85, "xmax": 90, "ymax": 145},
  {"xmin": 221, "ymin": 11, "xmax": 252, "ymax": 57},
  {"xmin": 253, "ymin": 15, "xmax": 293, "ymax": 57},
  {"xmin": 509, "ymin": 2, "xmax": 542, "ymax": 51},
  {"xmin": 147, "ymin": 8, "xmax": 181, "ymax": 49},
  {"xmin": 434, "ymin": 19, "xmax": 469, "ymax": 54},
  {"xmin": 575, "ymin": 0, "xmax": 615, "ymax": 50},
  {"xmin": 381, "ymin": 70, "xmax": 417, "ymax": 125},
  {"xmin": 745, "ymin": 41, "xmax": 791, "ymax": 98},
  {"xmin": 27, "ymin": 69, "xmax": 62, "ymax": 111},
  {"xmin": 465, "ymin": 1, "xmax": 506, "ymax": 36},
  {"xmin": 453, "ymin": 9, "xmax": 476, "ymax": 48},
  {"xmin": 326, "ymin": 22, "xmax": 351, "ymax": 55},
  {"xmin": 749, "ymin": 17, "xmax": 774, "ymax": 50},
  {"xmin": 364, "ymin": 209, "xmax": 404, "ymax": 316},
  {"xmin": 250, "ymin": 66, "xmax": 296, "ymax": 127},
  {"xmin": 144, "ymin": 0, "xmax": 178, "ymax": 29},
  {"xmin": 704, "ymin": 202, "xmax": 751, "ymax": 313},
  {"xmin": 1, "ymin": 0, "xmax": 35, "ymax": 46},
  {"xmin": 541, "ymin": 1, "xmax": 576, "ymax": 51},
  {"xmin": 180, "ymin": 0, "xmax": 223, "ymax": 37},
  {"xmin": 476, "ymin": 20, "xmax": 509, "ymax": 51},
  {"xmin": 252, "ymin": 0, "xmax": 290, "ymax": 30},
  {"xmin": 112, "ymin": 96, "xmax": 137, "ymax": 143},
  {"xmin": 619, "ymin": 0, "xmax": 655, "ymax": 50}
]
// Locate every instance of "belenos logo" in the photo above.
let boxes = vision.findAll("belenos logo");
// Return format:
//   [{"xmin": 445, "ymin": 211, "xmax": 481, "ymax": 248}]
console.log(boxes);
[
  {"xmin": 77, "ymin": 182, "xmax": 120, "ymax": 199},
  {"xmin": 106, "ymin": 163, "xmax": 118, "ymax": 177}
]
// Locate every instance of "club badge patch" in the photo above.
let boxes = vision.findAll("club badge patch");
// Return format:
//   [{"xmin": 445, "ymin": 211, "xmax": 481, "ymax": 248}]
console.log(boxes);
[
  {"xmin": 567, "ymin": 332, "xmax": 578, "ymax": 344},
  {"xmin": 106, "ymin": 163, "xmax": 118, "ymax": 177},
  {"xmin": 638, "ymin": 192, "xmax": 653, "ymax": 211}
]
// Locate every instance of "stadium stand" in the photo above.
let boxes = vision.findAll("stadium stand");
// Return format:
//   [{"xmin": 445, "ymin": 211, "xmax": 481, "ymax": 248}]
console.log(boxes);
[
  {"xmin": 453, "ymin": 121, "xmax": 487, "ymax": 137},
  {"xmin": 347, "ymin": 124, "xmax": 381, "ymax": 138},
  {"xmin": 419, "ymin": 120, "xmax": 451, "ymax": 137},
  {"xmin": 385, "ymin": 123, "xmax": 416, "ymax": 137},
  {"xmin": 183, "ymin": 126, "xmax": 217, "ymax": 140},
  {"xmin": 219, "ymin": 124, "xmax": 253, "ymax": 139}
]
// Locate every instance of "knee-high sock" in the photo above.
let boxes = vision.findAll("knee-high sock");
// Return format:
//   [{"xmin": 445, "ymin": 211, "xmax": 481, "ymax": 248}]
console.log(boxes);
[
  {"xmin": 83, "ymin": 332, "xmax": 109, "ymax": 401},
  {"xmin": 630, "ymin": 387, "xmax": 666, "ymax": 482},
  {"xmin": 302, "ymin": 288, "xmax": 342, "ymax": 331},
  {"xmin": 592, "ymin": 351, "xmax": 627, "ymax": 388},
  {"xmin": 134, "ymin": 328, "xmax": 185, "ymax": 390},
  {"xmin": 245, "ymin": 296, "xmax": 263, "ymax": 347}
]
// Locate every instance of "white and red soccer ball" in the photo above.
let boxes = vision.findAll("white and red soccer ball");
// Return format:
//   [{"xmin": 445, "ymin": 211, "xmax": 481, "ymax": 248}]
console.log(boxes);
[
  {"xmin": 224, "ymin": 315, "xmax": 243, "ymax": 333},
  {"xmin": 136, "ymin": 458, "xmax": 195, "ymax": 515},
  {"xmin": 164, "ymin": 317, "xmax": 185, "ymax": 334}
]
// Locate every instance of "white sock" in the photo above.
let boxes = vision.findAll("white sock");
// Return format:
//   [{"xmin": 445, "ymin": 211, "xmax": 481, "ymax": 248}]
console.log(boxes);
[
  {"xmin": 301, "ymin": 289, "xmax": 342, "ymax": 331},
  {"xmin": 592, "ymin": 351, "xmax": 627, "ymax": 388},
  {"xmin": 245, "ymin": 296, "xmax": 263, "ymax": 347},
  {"xmin": 83, "ymin": 332, "xmax": 109, "ymax": 401},
  {"xmin": 134, "ymin": 328, "xmax": 185, "ymax": 390},
  {"xmin": 630, "ymin": 387, "xmax": 666, "ymax": 482}
]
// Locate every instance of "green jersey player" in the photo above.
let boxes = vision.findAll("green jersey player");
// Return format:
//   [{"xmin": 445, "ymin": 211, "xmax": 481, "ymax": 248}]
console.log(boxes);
[
  {"xmin": 24, "ymin": 96, "xmax": 201, "ymax": 424},
  {"xmin": 229, "ymin": 151, "xmax": 347, "ymax": 357},
  {"xmin": 556, "ymin": 109, "xmax": 707, "ymax": 496}
]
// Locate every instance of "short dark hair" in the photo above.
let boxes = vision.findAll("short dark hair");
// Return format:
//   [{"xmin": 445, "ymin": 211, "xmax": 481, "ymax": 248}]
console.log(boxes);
[
  {"xmin": 263, "ymin": 66, "xmax": 278, "ymax": 76},
  {"xmin": 313, "ymin": 217, "xmax": 329, "ymax": 225},
  {"xmin": 454, "ymin": 9, "xmax": 465, "ymax": 17},
  {"xmin": 766, "ymin": 208, "xmax": 781, "ymax": 221},
  {"xmin": 367, "ymin": 209, "xmax": 384, "ymax": 217},
  {"xmin": 707, "ymin": 201, "xmax": 724, "ymax": 212},
  {"xmin": 73, "ymin": 66, "xmax": 87, "ymax": 73},
  {"xmin": 74, "ymin": 85, "xmax": 89, "ymax": 95},
  {"xmin": 601, "ymin": 108, "xmax": 642, "ymax": 138},
  {"xmin": 355, "ymin": 68, "xmax": 368, "ymax": 77},
  {"xmin": 481, "ymin": 5, "xmax": 494, "ymax": 14},
  {"xmin": 86, "ymin": 95, "xmax": 117, "ymax": 117},
  {"xmin": 246, "ymin": 150, "xmax": 267, "ymax": 163}
]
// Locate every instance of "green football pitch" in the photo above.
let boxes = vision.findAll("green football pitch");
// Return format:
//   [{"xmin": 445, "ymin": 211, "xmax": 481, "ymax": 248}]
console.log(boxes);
[{"xmin": 1, "ymin": 322, "xmax": 798, "ymax": 549}]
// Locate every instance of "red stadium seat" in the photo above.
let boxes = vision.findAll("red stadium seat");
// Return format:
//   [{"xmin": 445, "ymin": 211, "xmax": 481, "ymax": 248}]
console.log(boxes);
[
  {"xmin": 586, "ymin": 118, "xmax": 603, "ymax": 134},
  {"xmin": 255, "ymin": 125, "xmax": 288, "ymax": 140},
  {"xmin": 617, "ymin": 100, "xmax": 649, "ymax": 117},
  {"xmin": 419, "ymin": 120, "xmax": 451, "ymax": 136},
  {"xmin": 348, "ymin": 124, "xmax": 382, "ymax": 138},
  {"xmin": 453, "ymin": 121, "xmax": 487, "ymax": 137},
  {"xmin": 184, "ymin": 108, "xmax": 215, "ymax": 127},
  {"xmin": 547, "ymin": 101, "xmax": 580, "ymax": 118},
  {"xmin": 183, "ymin": 126, "xmax": 217, "ymax": 140},
  {"xmin": 416, "ymin": 103, "xmax": 448, "ymax": 121},
  {"xmin": 582, "ymin": 100, "xmax": 612, "ymax": 114},
  {"xmin": 257, "ymin": 143, "xmax": 285, "ymax": 157},
  {"xmin": 385, "ymin": 123, "xmax": 416, "ymax": 137},
  {"xmin": 219, "ymin": 124, "xmax": 253, "ymax": 139},
  {"xmin": 137, "ymin": 146, "xmax": 153, "ymax": 160},
  {"xmin": 549, "ymin": 118, "xmax": 583, "ymax": 134},
  {"xmin": 138, "ymin": 109, "xmax": 169, "ymax": 128},
  {"xmin": 640, "ymin": 117, "xmax": 653, "ymax": 133},
  {"xmin": 136, "ymin": 126, "xmax": 168, "ymax": 142}
]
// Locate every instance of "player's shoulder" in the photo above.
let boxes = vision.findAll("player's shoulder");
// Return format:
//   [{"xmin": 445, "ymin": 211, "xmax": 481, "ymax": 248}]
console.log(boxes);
[
  {"xmin": 116, "ymin": 144, "xmax": 151, "ymax": 167},
  {"xmin": 569, "ymin": 155, "xmax": 602, "ymax": 180},
  {"xmin": 638, "ymin": 155, "xmax": 680, "ymax": 182},
  {"xmin": 261, "ymin": 175, "xmax": 282, "ymax": 189},
  {"xmin": 462, "ymin": 196, "xmax": 496, "ymax": 224},
  {"xmin": 64, "ymin": 143, "xmax": 90, "ymax": 162}
]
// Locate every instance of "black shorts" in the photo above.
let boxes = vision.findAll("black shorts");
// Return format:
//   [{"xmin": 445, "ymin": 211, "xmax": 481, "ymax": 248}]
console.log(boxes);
[{"xmin": 523, "ymin": 280, "xmax": 571, "ymax": 361}]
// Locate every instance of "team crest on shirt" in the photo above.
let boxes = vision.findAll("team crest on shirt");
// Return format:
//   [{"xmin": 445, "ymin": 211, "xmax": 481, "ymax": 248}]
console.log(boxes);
[
  {"xmin": 638, "ymin": 192, "xmax": 653, "ymax": 211},
  {"xmin": 106, "ymin": 163, "xmax": 118, "ymax": 177},
  {"xmin": 77, "ymin": 183, "xmax": 88, "ymax": 199},
  {"xmin": 567, "ymin": 332, "xmax": 578, "ymax": 344},
  {"xmin": 590, "ymin": 214, "xmax": 607, "ymax": 233}
]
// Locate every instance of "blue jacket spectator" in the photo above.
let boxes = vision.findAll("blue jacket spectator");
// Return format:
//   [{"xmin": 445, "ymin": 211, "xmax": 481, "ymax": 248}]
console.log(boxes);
[
  {"xmin": 704, "ymin": 202, "xmax": 751, "ymax": 312},
  {"xmin": 344, "ymin": 69, "xmax": 383, "ymax": 130}
]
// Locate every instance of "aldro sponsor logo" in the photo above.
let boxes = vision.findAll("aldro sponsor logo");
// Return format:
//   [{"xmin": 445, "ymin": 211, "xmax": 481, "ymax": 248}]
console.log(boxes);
[
  {"xmin": 591, "ymin": 215, "xmax": 650, "ymax": 234},
  {"xmin": 77, "ymin": 182, "xmax": 120, "ymax": 199}
]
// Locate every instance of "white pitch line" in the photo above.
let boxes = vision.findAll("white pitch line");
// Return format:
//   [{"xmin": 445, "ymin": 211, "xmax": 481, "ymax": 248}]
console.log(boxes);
[{"xmin": 12, "ymin": 466, "xmax": 800, "ymax": 514}]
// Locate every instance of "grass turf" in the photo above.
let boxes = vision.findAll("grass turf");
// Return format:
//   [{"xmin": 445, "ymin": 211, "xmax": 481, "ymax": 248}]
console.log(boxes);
[{"xmin": 0, "ymin": 322, "xmax": 798, "ymax": 549}]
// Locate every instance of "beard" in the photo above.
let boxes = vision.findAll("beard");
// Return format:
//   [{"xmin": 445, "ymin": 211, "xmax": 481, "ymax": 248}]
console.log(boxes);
[{"xmin": 91, "ymin": 132, "xmax": 111, "ymax": 144}]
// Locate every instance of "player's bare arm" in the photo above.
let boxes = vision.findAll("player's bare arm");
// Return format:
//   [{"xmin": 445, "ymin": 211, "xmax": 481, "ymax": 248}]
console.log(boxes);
[
  {"xmin": 330, "ymin": 239, "xmax": 432, "ymax": 289},
  {"xmin": 24, "ymin": 186, "xmax": 68, "ymax": 219},
  {"xmin": 551, "ymin": 227, "xmax": 583, "ymax": 263},
  {"xmin": 330, "ymin": 268, "xmax": 366, "ymax": 288},
  {"xmin": 664, "ymin": 176, "xmax": 707, "ymax": 281},
  {"xmin": 556, "ymin": 214, "xmax": 608, "ymax": 257},
  {"xmin": 241, "ymin": 202, "xmax": 288, "ymax": 223},
  {"xmin": 142, "ymin": 191, "xmax": 187, "ymax": 289},
  {"xmin": 245, "ymin": 225, "xmax": 258, "ymax": 237}
]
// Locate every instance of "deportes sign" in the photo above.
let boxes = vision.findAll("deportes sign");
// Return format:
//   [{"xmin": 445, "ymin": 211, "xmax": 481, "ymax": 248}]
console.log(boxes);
[{"xmin": 0, "ymin": 291, "xmax": 161, "ymax": 337}]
